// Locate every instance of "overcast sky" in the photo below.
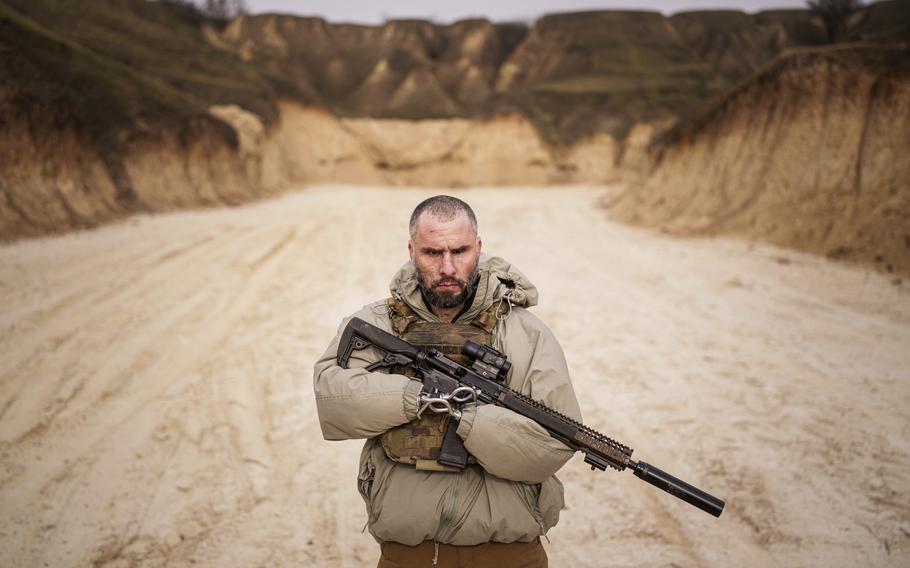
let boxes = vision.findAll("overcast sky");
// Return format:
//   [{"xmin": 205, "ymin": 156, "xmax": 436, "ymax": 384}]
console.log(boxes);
[{"xmin": 243, "ymin": 0, "xmax": 810, "ymax": 25}]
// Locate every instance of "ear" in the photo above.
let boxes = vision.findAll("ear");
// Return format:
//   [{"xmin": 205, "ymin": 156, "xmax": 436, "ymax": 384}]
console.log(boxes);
[
  {"xmin": 476, "ymin": 235, "xmax": 482, "ymax": 254},
  {"xmin": 408, "ymin": 239, "xmax": 414, "ymax": 260}
]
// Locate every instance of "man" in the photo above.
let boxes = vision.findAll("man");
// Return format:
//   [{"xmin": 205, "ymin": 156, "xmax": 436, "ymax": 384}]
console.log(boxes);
[{"xmin": 314, "ymin": 196, "xmax": 582, "ymax": 567}]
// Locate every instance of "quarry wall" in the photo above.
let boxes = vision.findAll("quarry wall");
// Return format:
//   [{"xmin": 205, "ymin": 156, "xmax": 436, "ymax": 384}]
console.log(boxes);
[
  {"xmin": 2, "ymin": 44, "xmax": 907, "ymax": 276},
  {"xmin": 606, "ymin": 46, "xmax": 910, "ymax": 276}
]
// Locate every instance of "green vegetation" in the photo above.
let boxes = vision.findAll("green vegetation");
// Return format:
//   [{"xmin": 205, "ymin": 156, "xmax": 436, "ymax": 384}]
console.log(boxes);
[
  {"xmin": 0, "ymin": 0, "xmax": 303, "ymax": 154},
  {"xmin": 494, "ymin": 1, "xmax": 905, "ymax": 143},
  {"xmin": 808, "ymin": 0, "xmax": 864, "ymax": 43},
  {"xmin": 848, "ymin": 0, "xmax": 910, "ymax": 42},
  {"xmin": 0, "ymin": 0, "xmax": 905, "ymax": 150},
  {"xmin": 654, "ymin": 43, "xmax": 910, "ymax": 149},
  {"xmin": 510, "ymin": 68, "xmax": 717, "ymax": 142},
  {"xmin": 494, "ymin": 10, "xmax": 730, "ymax": 142}
]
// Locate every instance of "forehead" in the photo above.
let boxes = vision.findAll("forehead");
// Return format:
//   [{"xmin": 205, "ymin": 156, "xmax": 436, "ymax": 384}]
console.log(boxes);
[{"xmin": 412, "ymin": 212, "xmax": 476, "ymax": 247}]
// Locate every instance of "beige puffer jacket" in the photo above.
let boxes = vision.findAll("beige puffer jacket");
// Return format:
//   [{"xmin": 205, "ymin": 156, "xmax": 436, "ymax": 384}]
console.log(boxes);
[{"xmin": 313, "ymin": 255, "xmax": 583, "ymax": 546}]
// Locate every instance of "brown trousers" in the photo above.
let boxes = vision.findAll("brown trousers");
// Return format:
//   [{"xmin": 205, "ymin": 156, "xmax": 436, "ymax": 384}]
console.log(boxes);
[{"xmin": 377, "ymin": 538, "xmax": 547, "ymax": 568}]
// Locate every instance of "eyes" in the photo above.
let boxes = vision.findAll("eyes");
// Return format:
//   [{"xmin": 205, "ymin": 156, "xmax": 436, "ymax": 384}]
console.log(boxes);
[{"xmin": 424, "ymin": 247, "xmax": 468, "ymax": 257}]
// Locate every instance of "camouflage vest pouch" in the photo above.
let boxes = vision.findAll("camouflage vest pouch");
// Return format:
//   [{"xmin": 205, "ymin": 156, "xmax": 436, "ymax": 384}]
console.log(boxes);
[{"xmin": 380, "ymin": 298, "xmax": 498, "ymax": 472}]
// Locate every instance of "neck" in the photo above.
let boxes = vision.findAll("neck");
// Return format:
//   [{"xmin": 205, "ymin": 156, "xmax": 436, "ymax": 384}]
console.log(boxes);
[{"xmin": 430, "ymin": 304, "xmax": 464, "ymax": 324}]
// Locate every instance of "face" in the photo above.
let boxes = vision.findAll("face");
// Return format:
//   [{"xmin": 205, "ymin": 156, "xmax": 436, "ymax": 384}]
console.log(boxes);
[{"xmin": 408, "ymin": 212, "xmax": 482, "ymax": 310}]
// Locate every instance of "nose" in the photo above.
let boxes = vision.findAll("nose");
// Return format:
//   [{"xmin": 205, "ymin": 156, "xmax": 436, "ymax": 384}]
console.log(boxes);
[{"xmin": 440, "ymin": 252, "xmax": 456, "ymax": 276}]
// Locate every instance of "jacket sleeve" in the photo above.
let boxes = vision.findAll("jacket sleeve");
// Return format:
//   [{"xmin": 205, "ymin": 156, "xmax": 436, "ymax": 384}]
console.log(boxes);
[
  {"xmin": 313, "ymin": 308, "xmax": 423, "ymax": 440},
  {"xmin": 456, "ymin": 311, "xmax": 583, "ymax": 484}
]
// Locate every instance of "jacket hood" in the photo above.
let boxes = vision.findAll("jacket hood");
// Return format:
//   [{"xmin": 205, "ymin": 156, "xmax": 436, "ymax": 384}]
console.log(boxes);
[{"xmin": 389, "ymin": 255, "xmax": 538, "ymax": 323}]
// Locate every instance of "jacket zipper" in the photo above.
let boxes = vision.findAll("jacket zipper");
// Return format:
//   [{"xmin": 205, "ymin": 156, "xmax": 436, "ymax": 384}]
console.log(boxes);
[{"xmin": 437, "ymin": 472, "xmax": 462, "ymax": 541}]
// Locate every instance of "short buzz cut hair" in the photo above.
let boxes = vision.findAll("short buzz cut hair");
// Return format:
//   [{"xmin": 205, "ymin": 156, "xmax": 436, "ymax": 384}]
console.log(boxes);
[{"xmin": 409, "ymin": 195, "xmax": 478, "ymax": 239}]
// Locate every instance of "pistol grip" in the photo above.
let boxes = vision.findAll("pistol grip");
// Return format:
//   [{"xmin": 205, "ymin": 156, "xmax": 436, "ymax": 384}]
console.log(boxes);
[{"xmin": 437, "ymin": 417, "xmax": 469, "ymax": 470}]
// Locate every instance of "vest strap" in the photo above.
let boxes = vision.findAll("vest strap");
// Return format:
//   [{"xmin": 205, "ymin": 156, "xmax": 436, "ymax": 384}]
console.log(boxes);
[
  {"xmin": 387, "ymin": 297, "xmax": 420, "ymax": 335},
  {"xmin": 387, "ymin": 296, "xmax": 503, "ymax": 334}
]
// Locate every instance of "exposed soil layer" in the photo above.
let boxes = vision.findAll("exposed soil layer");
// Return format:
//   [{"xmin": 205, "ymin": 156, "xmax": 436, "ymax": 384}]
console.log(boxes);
[
  {"xmin": 606, "ymin": 45, "xmax": 910, "ymax": 276},
  {"xmin": 0, "ymin": 97, "xmax": 629, "ymax": 241}
]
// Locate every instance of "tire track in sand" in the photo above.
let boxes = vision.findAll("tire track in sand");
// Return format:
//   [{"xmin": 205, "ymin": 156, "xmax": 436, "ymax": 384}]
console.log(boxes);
[{"xmin": 3, "ymin": 224, "xmax": 306, "ymax": 567}]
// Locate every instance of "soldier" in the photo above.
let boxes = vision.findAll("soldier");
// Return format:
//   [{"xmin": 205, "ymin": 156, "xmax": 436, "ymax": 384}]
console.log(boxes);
[{"xmin": 314, "ymin": 195, "xmax": 582, "ymax": 567}]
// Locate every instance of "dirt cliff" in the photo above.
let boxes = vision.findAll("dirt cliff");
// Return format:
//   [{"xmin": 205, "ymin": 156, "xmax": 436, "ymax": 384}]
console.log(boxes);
[
  {"xmin": 0, "ymin": 92, "xmax": 632, "ymax": 239},
  {"xmin": 0, "ymin": 0, "xmax": 293, "ymax": 238},
  {"xmin": 0, "ymin": 94, "xmax": 270, "ymax": 239},
  {"xmin": 2, "ymin": 0, "xmax": 908, "ymax": 275},
  {"xmin": 210, "ymin": 8, "xmax": 826, "ymax": 142},
  {"xmin": 606, "ymin": 45, "xmax": 910, "ymax": 276},
  {"xmin": 213, "ymin": 15, "xmax": 526, "ymax": 119},
  {"xmin": 0, "ymin": 0, "xmax": 637, "ymax": 240}
]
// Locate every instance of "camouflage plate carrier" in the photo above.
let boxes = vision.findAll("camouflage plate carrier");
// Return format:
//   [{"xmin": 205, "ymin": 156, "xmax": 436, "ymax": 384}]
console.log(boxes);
[{"xmin": 381, "ymin": 296, "xmax": 504, "ymax": 472}]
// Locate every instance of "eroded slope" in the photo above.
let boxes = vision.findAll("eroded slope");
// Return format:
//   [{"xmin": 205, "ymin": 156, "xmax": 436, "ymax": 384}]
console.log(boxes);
[{"xmin": 607, "ymin": 45, "xmax": 910, "ymax": 276}]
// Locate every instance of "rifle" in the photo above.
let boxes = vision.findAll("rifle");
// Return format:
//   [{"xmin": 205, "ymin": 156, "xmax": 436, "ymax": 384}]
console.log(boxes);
[{"xmin": 337, "ymin": 317, "xmax": 725, "ymax": 518}]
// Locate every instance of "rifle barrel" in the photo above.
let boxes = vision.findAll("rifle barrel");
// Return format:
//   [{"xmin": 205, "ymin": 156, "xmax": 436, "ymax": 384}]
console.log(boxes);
[{"xmin": 631, "ymin": 460, "xmax": 725, "ymax": 517}]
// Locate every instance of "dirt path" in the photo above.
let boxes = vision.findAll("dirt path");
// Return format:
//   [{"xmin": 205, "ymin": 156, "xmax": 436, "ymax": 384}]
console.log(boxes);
[{"xmin": 1, "ymin": 186, "xmax": 908, "ymax": 567}]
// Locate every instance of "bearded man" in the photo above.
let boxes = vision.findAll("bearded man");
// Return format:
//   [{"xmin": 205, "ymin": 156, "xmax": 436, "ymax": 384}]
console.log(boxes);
[{"xmin": 314, "ymin": 195, "xmax": 582, "ymax": 567}]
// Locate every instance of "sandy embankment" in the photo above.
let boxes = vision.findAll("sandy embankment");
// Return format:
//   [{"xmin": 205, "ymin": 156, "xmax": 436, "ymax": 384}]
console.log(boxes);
[
  {"xmin": 0, "ymin": 96, "xmax": 632, "ymax": 242},
  {"xmin": 1, "ymin": 186, "xmax": 908, "ymax": 567},
  {"xmin": 607, "ymin": 46, "xmax": 910, "ymax": 276}
]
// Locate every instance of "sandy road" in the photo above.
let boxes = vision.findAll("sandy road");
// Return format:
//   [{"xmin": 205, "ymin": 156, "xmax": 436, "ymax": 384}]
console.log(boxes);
[{"xmin": 1, "ymin": 185, "xmax": 909, "ymax": 567}]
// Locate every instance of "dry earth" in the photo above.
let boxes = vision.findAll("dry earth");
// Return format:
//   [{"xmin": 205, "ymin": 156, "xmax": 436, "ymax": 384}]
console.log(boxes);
[{"xmin": 1, "ymin": 186, "xmax": 909, "ymax": 567}]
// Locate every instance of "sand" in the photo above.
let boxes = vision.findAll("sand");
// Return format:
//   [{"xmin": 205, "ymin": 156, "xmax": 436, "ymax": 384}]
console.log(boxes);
[{"xmin": 1, "ymin": 185, "xmax": 908, "ymax": 567}]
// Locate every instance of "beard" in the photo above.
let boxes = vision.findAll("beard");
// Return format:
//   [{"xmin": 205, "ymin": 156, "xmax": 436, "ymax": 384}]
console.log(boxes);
[{"xmin": 417, "ymin": 260, "xmax": 479, "ymax": 310}]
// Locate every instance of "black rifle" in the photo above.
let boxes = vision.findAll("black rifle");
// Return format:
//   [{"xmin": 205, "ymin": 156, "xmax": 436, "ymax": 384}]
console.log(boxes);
[{"xmin": 337, "ymin": 317, "xmax": 725, "ymax": 518}]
